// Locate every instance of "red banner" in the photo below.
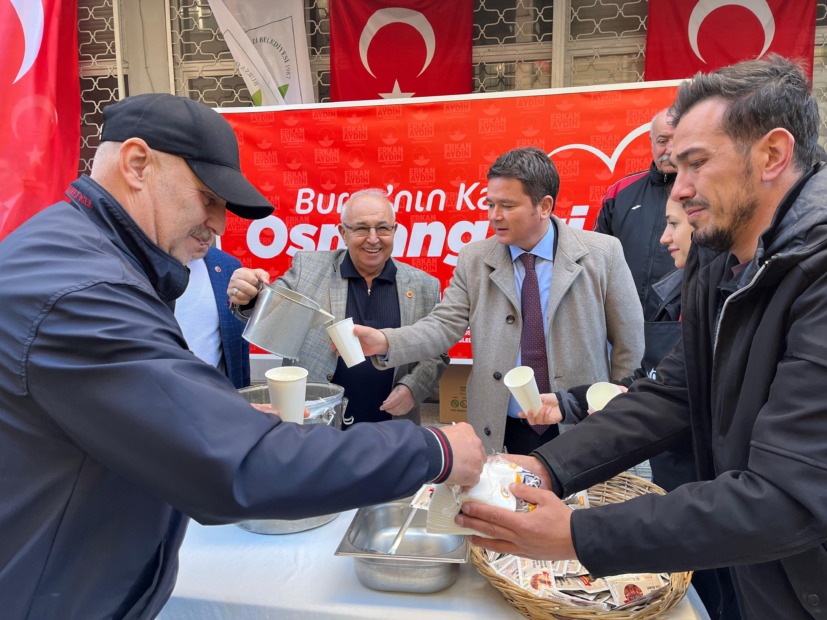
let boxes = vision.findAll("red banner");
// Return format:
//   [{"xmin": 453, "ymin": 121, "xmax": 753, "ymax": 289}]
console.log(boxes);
[
  {"xmin": 645, "ymin": 0, "xmax": 816, "ymax": 80},
  {"xmin": 330, "ymin": 0, "xmax": 471, "ymax": 102},
  {"xmin": 0, "ymin": 0, "xmax": 80, "ymax": 240},
  {"xmin": 220, "ymin": 84, "xmax": 678, "ymax": 359}
]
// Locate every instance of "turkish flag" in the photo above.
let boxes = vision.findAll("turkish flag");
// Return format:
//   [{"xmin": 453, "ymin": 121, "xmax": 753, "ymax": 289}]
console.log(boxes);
[
  {"xmin": 0, "ymin": 0, "xmax": 80, "ymax": 240},
  {"xmin": 330, "ymin": 0, "xmax": 471, "ymax": 101},
  {"xmin": 645, "ymin": 0, "xmax": 816, "ymax": 81}
]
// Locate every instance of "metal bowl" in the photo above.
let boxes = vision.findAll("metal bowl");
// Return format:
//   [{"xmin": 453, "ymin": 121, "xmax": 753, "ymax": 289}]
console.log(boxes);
[
  {"xmin": 335, "ymin": 498, "xmax": 467, "ymax": 594},
  {"xmin": 238, "ymin": 383, "xmax": 346, "ymax": 428},
  {"xmin": 237, "ymin": 513, "xmax": 338, "ymax": 535},
  {"xmin": 235, "ymin": 382, "xmax": 345, "ymax": 535}
]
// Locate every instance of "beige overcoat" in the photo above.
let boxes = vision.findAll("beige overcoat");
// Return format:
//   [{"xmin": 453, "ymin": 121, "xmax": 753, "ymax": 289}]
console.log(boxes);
[{"xmin": 377, "ymin": 216, "xmax": 644, "ymax": 453}]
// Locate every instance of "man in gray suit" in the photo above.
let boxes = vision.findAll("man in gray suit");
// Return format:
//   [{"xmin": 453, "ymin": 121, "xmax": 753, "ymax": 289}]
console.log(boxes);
[
  {"xmin": 355, "ymin": 147, "xmax": 644, "ymax": 454},
  {"xmin": 230, "ymin": 188, "xmax": 447, "ymax": 428}
]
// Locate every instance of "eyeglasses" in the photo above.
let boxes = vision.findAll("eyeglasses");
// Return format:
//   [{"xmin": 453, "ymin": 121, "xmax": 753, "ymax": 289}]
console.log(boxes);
[{"xmin": 341, "ymin": 223, "xmax": 396, "ymax": 237}]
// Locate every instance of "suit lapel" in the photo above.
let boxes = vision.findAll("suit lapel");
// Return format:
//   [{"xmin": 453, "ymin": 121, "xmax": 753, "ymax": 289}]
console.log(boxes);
[
  {"xmin": 328, "ymin": 252, "xmax": 349, "ymax": 319},
  {"xmin": 393, "ymin": 261, "xmax": 416, "ymax": 326},
  {"xmin": 481, "ymin": 219, "xmax": 587, "ymax": 330},
  {"xmin": 546, "ymin": 217, "xmax": 586, "ymax": 327},
  {"xmin": 203, "ymin": 248, "xmax": 224, "ymax": 307},
  {"xmin": 485, "ymin": 242, "xmax": 520, "ymax": 311}
]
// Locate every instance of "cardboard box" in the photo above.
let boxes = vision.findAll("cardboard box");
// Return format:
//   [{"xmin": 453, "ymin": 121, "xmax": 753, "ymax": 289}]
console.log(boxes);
[{"xmin": 439, "ymin": 364, "xmax": 471, "ymax": 424}]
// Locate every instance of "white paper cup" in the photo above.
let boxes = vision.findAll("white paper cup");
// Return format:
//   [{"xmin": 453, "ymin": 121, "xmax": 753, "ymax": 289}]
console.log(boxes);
[
  {"xmin": 504, "ymin": 366, "xmax": 543, "ymax": 414},
  {"xmin": 265, "ymin": 366, "xmax": 308, "ymax": 424},
  {"xmin": 325, "ymin": 317, "xmax": 366, "ymax": 367},
  {"xmin": 586, "ymin": 382, "xmax": 623, "ymax": 411}
]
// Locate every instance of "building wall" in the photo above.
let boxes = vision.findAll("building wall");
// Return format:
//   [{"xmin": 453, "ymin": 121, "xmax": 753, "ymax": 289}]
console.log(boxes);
[{"xmin": 78, "ymin": 0, "xmax": 827, "ymax": 174}]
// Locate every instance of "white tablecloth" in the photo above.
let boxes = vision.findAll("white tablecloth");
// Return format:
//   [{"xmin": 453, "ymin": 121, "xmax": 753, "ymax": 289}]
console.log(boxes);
[{"xmin": 159, "ymin": 510, "xmax": 710, "ymax": 620}]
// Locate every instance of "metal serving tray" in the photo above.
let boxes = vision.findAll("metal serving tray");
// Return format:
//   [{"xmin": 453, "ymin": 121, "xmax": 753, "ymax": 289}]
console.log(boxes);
[{"xmin": 335, "ymin": 498, "xmax": 468, "ymax": 594}]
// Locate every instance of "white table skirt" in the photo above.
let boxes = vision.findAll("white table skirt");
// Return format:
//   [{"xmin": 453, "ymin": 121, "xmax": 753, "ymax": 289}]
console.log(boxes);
[{"xmin": 159, "ymin": 510, "xmax": 711, "ymax": 620}]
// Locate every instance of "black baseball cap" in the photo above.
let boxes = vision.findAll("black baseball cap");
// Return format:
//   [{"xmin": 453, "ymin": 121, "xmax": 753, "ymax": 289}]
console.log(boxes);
[{"xmin": 101, "ymin": 93, "xmax": 274, "ymax": 220}]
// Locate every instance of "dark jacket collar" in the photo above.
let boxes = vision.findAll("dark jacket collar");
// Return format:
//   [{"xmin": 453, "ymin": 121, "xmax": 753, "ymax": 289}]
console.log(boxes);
[
  {"xmin": 648, "ymin": 160, "xmax": 676, "ymax": 186},
  {"xmin": 339, "ymin": 250, "xmax": 398, "ymax": 284},
  {"xmin": 65, "ymin": 175, "xmax": 189, "ymax": 305},
  {"xmin": 758, "ymin": 162, "xmax": 827, "ymax": 262},
  {"xmin": 651, "ymin": 268, "xmax": 683, "ymax": 306},
  {"xmin": 693, "ymin": 163, "xmax": 827, "ymax": 295},
  {"xmin": 734, "ymin": 163, "xmax": 827, "ymax": 290}
]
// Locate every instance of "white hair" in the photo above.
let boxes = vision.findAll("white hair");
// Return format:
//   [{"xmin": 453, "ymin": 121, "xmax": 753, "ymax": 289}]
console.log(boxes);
[{"xmin": 340, "ymin": 188, "xmax": 394, "ymax": 225}]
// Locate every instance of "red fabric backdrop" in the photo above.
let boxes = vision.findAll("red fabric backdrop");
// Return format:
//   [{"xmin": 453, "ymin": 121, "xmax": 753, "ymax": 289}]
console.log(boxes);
[{"xmin": 219, "ymin": 84, "xmax": 678, "ymax": 359}]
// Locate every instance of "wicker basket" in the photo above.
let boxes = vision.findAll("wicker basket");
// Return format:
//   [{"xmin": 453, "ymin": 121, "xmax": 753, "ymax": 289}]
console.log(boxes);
[{"xmin": 471, "ymin": 472, "xmax": 692, "ymax": 620}]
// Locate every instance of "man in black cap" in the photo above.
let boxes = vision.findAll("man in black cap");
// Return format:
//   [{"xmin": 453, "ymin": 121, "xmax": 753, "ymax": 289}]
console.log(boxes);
[{"xmin": 0, "ymin": 93, "xmax": 485, "ymax": 619}]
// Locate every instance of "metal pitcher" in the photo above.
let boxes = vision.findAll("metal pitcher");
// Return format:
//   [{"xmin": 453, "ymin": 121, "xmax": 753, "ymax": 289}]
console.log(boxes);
[{"xmin": 239, "ymin": 284, "xmax": 334, "ymax": 359}]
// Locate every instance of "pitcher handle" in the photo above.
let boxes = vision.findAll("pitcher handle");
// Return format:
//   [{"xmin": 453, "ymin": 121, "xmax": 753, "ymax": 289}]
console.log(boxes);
[{"xmin": 230, "ymin": 280, "xmax": 264, "ymax": 322}]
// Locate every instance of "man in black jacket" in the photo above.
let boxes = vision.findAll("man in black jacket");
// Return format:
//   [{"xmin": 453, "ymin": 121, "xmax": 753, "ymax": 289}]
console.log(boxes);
[
  {"xmin": 595, "ymin": 108, "xmax": 677, "ymax": 322},
  {"xmin": 457, "ymin": 55, "xmax": 827, "ymax": 620}
]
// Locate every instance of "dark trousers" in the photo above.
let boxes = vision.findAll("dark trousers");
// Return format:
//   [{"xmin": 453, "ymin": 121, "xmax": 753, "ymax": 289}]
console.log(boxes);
[
  {"xmin": 503, "ymin": 416, "xmax": 559, "ymax": 454},
  {"xmin": 692, "ymin": 567, "xmax": 741, "ymax": 620},
  {"xmin": 648, "ymin": 449, "xmax": 740, "ymax": 619}
]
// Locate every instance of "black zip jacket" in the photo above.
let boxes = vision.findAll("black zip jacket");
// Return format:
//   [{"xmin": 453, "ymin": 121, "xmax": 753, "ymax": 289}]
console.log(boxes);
[
  {"xmin": 595, "ymin": 162, "xmax": 677, "ymax": 321},
  {"xmin": 0, "ymin": 175, "xmax": 450, "ymax": 619},
  {"xmin": 537, "ymin": 163, "xmax": 827, "ymax": 619}
]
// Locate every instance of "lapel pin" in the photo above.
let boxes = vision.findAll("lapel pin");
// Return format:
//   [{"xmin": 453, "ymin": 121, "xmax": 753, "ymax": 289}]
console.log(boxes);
[{"xmin": 406, "ymin": 291, "xmax": 413, "ymax": 298}]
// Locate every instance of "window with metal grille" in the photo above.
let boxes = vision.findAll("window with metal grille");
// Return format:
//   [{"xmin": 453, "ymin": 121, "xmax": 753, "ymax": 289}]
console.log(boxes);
[{"xmin": 77, "ymin": 0, "xmax": 827, "ymax": 171}]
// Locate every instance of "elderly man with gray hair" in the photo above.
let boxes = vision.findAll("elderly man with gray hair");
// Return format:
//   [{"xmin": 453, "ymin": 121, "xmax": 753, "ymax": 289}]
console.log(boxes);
[
  {"xmin": 595, "ymin": 108, "xmax": 678, "ymax": 323},
  {"xmin": 231, "ymin": 188, "xmax": 448, "ymax": 428}
]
